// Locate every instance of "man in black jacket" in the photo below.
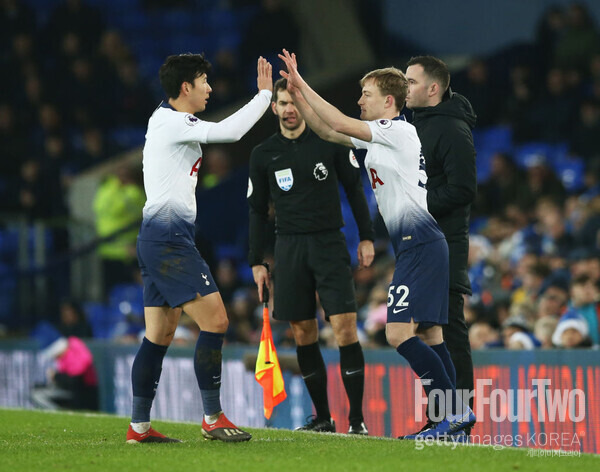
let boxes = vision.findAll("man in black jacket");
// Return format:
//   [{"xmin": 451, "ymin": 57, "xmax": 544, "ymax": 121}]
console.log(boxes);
[
  {"xmin": 405, "ymin": 56, "xmax": 477, "ymax": 431},
  {"xmin": 248, "ymin": 78, "xmax": 375, "ymax": 435}
]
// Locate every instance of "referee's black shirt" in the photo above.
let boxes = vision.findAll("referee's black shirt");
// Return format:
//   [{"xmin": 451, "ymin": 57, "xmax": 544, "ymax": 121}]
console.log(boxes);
[{"xmin": 247, "ymin": 127, "xmax": 374, "ymax": 266}]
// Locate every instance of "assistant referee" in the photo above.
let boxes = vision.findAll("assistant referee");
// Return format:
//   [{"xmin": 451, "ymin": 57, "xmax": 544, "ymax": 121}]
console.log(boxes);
[{"xmin": 248, "ymin": 78, "xmax": 375, "ymax": 434}]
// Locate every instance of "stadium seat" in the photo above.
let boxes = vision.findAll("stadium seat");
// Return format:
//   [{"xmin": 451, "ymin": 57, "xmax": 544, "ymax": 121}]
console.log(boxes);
[
  {"xmin": 513, "ymin": 142, "xmax": 555, "ymax": 169},
  {"xmin": 553, "ymin": 158, "xmax": 585, "ymax": 193},
  {"xmin": 31, "ymin": 321, "xmax": 62, "ymax": 348},
  {"xmin": 108, "ymin": 283, "xmax": 144, "ymax": 317},
  {"xmin": 479, "ymin": 125, "xmax": 513, "ymax": 153},
  {"xmin": 83, "ymin": 302, "xmax": 122, "ymax": 339}
]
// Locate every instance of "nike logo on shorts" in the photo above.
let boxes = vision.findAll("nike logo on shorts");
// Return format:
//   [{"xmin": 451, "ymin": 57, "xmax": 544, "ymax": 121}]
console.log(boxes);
[{"xmin": 393, "ymin": 307, "xmax": 408, "ymax": 313}]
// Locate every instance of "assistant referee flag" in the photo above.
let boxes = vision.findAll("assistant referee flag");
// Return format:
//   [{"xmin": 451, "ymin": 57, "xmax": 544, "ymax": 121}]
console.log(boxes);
[{"xmin": 255, "ymin": 282, "xmax": 286, "ymax": 419}]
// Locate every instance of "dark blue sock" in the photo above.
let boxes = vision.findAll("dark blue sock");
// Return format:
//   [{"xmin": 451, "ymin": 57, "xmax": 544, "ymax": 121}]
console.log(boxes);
[
  {"xmin": 396, "ymin": 336, "xmax": 457, "ymax": 417},
  {"xmin": 431, "ymin": 342, "xmax": 457, "ymax": 388},
  {"xmin": 194, "ymin": 330, "xmax": 224, "ymax": 416},
  {"xmin": 131, "ymin": 337, "xmax": 168, "ymax": 422}
]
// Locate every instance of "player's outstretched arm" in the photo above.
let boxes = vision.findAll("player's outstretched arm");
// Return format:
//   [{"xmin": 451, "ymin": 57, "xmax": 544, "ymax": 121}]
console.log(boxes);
[
  {"xmin": 279, "ymin": 49, "xmax": 371, "ymax": 142},
  {"xmin": 202, "ymin": 57, "xmax": 273, "ymax": 143},
  {"xmin": 288, "ymin": 84, "xmax": 352, "ymax": 147}
]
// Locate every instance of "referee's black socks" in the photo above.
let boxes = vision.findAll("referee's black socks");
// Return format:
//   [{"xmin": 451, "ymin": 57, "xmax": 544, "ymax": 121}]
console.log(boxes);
[
  {"xmin": 297, "ymin": 342, "xmax": 330, "ymax": 420},
  {"xmin": 340, "ymin": 341, "xmax": 365, "ymax": 424}
]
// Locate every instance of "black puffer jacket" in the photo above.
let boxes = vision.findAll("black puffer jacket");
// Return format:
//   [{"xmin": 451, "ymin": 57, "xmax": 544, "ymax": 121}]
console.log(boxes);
[{"xmin": 411, "ymin": 89, "xmax": 477, "ymax": 294}]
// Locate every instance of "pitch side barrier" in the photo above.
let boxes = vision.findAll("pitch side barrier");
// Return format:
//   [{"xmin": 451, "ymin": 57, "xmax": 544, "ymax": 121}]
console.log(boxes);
[{"xmin": 0, "ymin": 342, "xmax": 598, "ymax": 453}]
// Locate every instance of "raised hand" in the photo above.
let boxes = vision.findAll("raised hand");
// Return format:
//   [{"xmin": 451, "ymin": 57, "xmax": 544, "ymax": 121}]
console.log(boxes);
[
  {"xmin": 278, "ymin": 49, "xmax": 304, "ymax": 90},
  {"xmin": 257, "ymin": 56, "xmax": 273, "ymax": 92}
]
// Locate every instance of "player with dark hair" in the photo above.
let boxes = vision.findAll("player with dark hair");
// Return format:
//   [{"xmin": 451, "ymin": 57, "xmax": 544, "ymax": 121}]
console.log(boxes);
[
  {"xmin": 405, "ymin": 55, "xmax": 477, "ymax": 434},
  {"xmin": 279, "ymin": 50, "xmax": 475, "ymax": 440},
  {"xmin": 126, "ymin": 53, "xmax": 273, "ymax": 444},
  {"xmin": 248, "ymin": 77, "xmax": 375, "ymax": 434}
]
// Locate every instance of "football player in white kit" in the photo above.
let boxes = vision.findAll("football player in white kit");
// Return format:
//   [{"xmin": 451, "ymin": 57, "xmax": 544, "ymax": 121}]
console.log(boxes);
[
  {"xmin": 279, "ymin": 50, "xmax": 475, "ymax": 441},
  {"xmin": 126, "ymin": 54, "xmax": 272, "ymax": 444}
]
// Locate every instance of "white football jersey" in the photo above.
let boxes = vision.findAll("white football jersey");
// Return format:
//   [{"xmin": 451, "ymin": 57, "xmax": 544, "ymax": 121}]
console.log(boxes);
[
  {"xmin": 351, "ymin": 117, "xmax": 444, "ymax": 255},
  {"xmin": 139, "ymin": 90, "xmax": 271, "ymax": 243}
]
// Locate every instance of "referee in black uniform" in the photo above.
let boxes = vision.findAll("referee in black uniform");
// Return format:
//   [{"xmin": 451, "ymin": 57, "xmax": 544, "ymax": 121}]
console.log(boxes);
[{"xmin": 248, "ymin": 78, "xmax": 375, "ymax": 434}]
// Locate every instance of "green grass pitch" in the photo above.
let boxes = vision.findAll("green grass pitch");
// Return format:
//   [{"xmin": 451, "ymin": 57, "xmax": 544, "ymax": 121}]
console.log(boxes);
[{"xmin": 0, "ymin": 409, "xmax": 596, "ymax": 471}]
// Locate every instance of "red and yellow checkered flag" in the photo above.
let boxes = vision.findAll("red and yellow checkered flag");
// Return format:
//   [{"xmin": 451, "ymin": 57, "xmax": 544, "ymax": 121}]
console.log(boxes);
[{"xmin": 255, "ymin": 278, "xmax": 286, "ymax": 419}]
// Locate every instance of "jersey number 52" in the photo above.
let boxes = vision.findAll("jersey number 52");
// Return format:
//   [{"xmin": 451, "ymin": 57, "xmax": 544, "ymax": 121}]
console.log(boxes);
[{"xmin": 387, "ymin": 285, "xmax": 409, "ymax": 313}]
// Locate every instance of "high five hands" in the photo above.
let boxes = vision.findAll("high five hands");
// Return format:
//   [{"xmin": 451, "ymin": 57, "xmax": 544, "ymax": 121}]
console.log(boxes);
[
  {"xmin": 279, "ymin": 49, "xmax": 305, "ymax": 91},
  {"xmin": 257, "ymin": 56, "xmax": 273, "ymax": 92}
]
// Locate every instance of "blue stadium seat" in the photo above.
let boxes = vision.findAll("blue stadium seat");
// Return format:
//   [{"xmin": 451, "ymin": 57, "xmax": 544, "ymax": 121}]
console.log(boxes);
[
  {"xmin": 479, "ymin": 125, "xmax": 513, "ymax": 153},
  {"xmin": 31, "ymin": 320, "xmax": 61, "ymax": 348},
  {"xmin": 513, "ymin": 142, "xmax": 555, "ymax": 169},
  {"xmin": 553, "ymin": 158, "xmax": 585, "ymax": 193},
  {"xmin": 83, "ymin": 301, "xmax": 122, "ymax": 339},
  {"xmin": 108, "ymin": 283, "xmax": 144, "ymax": 317}
]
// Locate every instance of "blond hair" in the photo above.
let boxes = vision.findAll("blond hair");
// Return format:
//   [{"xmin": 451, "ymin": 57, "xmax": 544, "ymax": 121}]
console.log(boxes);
[{"xmin": 360, "ymin": 67, "xmax": 408, "ymax": 112}]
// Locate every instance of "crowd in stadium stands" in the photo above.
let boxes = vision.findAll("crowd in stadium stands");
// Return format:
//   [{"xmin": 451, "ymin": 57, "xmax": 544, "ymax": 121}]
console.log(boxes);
[{"xmin": 2, "ymin": 1, "xmax": 600, "ymax": 350}]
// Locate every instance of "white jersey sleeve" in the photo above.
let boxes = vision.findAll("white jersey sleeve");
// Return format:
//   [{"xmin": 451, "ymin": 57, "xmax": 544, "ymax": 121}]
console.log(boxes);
[{"xmin": 168, "ymin": 89, "xmax": 272, "ymax": 144}]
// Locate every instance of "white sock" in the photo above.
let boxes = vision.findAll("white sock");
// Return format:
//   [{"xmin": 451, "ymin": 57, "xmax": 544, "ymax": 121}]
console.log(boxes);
[
  {"xmin": 204, "ymin": 411, "xmax": 222, "ymax": 424},
  {"xmin": 131, "ymin": 421, "xmax": 151, "ymax": 434}
]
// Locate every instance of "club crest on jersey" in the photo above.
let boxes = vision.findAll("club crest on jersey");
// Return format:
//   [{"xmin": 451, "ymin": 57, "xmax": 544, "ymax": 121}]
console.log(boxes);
[
  {"xmin": 349, "ymin": 150, "xmax": 360, "ymax": 168},
  {"xmin": 185, "ymin": 114, "xmax": 199, "ymax": 126},
  {"xmin": 313, "ymin": 162, "xmax": 328, "ymax": 181},
  {"xmin": 377, "ymin": 119, "xmax": 392, "ymax": 129},
  {"xmin": 275, "ymin": 168, "xmax": 294, "ymax": 191}
]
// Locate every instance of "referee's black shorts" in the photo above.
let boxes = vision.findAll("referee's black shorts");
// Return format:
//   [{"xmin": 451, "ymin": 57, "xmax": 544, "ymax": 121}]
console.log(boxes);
[{"xmin": 273, "ymin": 230, "xmax": 357, "ymax": 322}]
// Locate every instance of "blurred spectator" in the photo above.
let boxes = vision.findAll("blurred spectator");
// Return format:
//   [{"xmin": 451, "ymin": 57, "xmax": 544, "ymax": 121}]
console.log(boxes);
[
  {"xmin": 534, "ymin": 316, "xmax": 559, "ymax": 348},
  {"xmin": 226, "ymin": 288, "xmax": 260, "ymax": 344},
  {"xmin": 570, "ymin": 98, "xmax": 600, "ymax": 159},
  {"xmin": 476, "ymin": 152, "xmax": 526, "ymax": 216},
  {"xmin": 502, "ymin": 64, "xmax": 538, "ymax": 142},
  {"xmin": 528, "ymin": 68, "xmax": 578, "ymax": 143},
  {"xmin": 93, "ymin": 165, "xmax": 145, "ymax": 293},
  {"xmin": 454, "ymin": 58, "xmax": 498, "ymax": 127},
  {"xmin": 31, "ymin": 322, "xmax": 98, "ymax": 411},
  {"xmin": 468, "ymin": 321, "xmax": 500, "ymax": 350},
  {"xmin": 199, "ymin": 145, "xmax": 233, "ymax": 189},
  {"xmin": 554, "ymin": 3, "xmax": 600, "ymax": 74},
  {"xmin": 13, "ymin": 159, "xmax": 65, "ymax": 220},
  {"xmin": 362, "ymin": 284, "xmax": 389, "ymax": 347},
  {"xmin": 552, "ymin": 310, "xmax": 592, "ymax": 348},
  {"xmin": 113, "ymin": 58, "xmax": 156, "ymax": 126},
  {"xmin": 44, "ymin": 0, "xmax": 105, "ymax": 56},
  {"xmin": 535, "ymin": 5, "xmax": 566, "ymax": 73},
  {"xmin": 502, "ymin": 314, "xmax": 540, "ymax": 349},
  {"xmin": 567, "ymin": 273, "xmax": 600, "ymax": 344},
  {"xmin": 57, "ymin": 300, "xmax": 93, "ymax": 338},
  {"xmin": 208, "ymin": 48, "xmax": 246, "ymax": 109},
  {"xmin": 516, "ymin": 154, "xmax": 566, "ymax": 212},
  {"xmin": 215, "ymin": 258, "xmax": 243, "ymax": 305},
  {"xmin": 511, "ymin": 259, "xmax": 550, "ymax": 308},
  {"xmin": 536, "ymin": 198, "xmax": 575, "ymax": 258},
  {"xmin": 535, "ymin": 280, "xmax": 569, "ymax": 319}
]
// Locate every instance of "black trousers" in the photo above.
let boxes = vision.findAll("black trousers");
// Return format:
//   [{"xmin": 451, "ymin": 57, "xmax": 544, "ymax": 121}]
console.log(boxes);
[{"xmin": 442, "ymin": 290, "xmax": 474, "ymax": 409}]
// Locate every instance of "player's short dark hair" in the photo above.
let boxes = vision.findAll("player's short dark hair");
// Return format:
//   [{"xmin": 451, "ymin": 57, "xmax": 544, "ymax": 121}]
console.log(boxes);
[
  {"xmin": 273, "ymin": 78, "xmax": 287, "ymax": 103},
  {"xmin": 407, "ymin": 55, "xmax": 450, "ymax": 93},
  {"xmin": 360, "ymin": 67, "xmax": 408, "ymax": 112},
  {"xmin": 159, "ymin": 53, "xmax": 212, "ymax": 99}
]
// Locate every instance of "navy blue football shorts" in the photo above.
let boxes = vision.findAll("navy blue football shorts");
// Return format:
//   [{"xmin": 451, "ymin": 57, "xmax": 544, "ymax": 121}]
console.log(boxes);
[
  {"xmin": 136, "ymin": 238, "xmax": 218, "ymax": 308},
  {"xmin": 387, "ymin": 238, "xmax": 449, "ymax": 327}
]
